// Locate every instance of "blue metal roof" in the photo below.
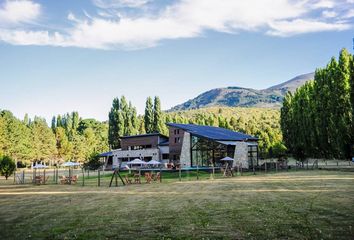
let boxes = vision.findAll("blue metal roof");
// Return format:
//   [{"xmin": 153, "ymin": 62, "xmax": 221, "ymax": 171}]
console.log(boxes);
[
  {"xmin": 98, "ymin": 151, "xmax": 113, "ymax": 157},
  {"xmin": 167, "ymin": 123, "xmax": 258, "ymax": 141}
]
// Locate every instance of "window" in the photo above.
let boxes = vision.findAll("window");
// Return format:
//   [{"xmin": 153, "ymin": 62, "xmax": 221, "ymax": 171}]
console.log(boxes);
[
  {"xmin": 248, "ymin": 145, "xmax": 258, "ymax": 168},
  {"xmin": 130, "ymin": 145, "xmax": 153, "ymax": 150},
  {"xmin": 177, "ymin": 129, "xmax": 180, "ymax": 134},
  {"xmin": 191, "ymin": 135, "xmax": 235, "ymax": 167}
]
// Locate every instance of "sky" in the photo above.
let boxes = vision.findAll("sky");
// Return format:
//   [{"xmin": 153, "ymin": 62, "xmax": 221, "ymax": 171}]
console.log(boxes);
[{"xmin": 0, "ymin": 0, "xmax": 353, "ymax": 122}]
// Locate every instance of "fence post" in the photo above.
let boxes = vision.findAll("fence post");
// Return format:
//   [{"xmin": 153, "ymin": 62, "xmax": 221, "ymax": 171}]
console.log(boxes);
[
  {"xmin": 22, "ymin": 170, "xmax": 25, "ymax": 184},
  {"xmin": 98, "ymin": 170, "xmax": 101, "ymax": 187},
  {"xmin": 179, "ymin": 167, "xmax": 182, "ymax": 181},
  {"xmin": 82, "ymin": 168, "xmax": 85, "ymax": 187},
  {"xmin": 265, "ymin": 159, "xmax": 267, "ymax": 174}
]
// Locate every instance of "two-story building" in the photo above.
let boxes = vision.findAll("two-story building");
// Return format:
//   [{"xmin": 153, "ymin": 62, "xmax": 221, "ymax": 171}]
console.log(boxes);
[{"xmin": 100, "ymin": 123, "xmax": 259, "ymax": 170}]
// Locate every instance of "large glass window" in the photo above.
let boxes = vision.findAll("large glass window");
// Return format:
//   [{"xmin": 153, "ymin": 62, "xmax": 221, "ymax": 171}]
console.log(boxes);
[
  {"xmin": 191, "ymin": 135, "xmax": 235, "ymax": 167},
  {"xmin": 248, "ymin": 145, "xmax": 258, "ymax": 169}
]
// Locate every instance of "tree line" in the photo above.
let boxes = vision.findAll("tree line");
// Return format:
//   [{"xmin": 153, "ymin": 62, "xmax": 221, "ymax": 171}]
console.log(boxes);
[
  {"xmin": 0, "ymin": 93, "xmax": 283, "ymax": 167},
  {"xmin": 0, "ymin": 110, "xmax": 109, "ymax": 166},
  {"xmin": 281, "ymin": 49, "xmax": 354, "ymax": 160}
]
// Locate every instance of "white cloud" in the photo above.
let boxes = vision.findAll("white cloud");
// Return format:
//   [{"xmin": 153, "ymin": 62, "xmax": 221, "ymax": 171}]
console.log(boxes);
[
  {"xmin": 343, "ymin": 9, "xmax": 354, "ymax": 18},
  {"xmin": 311, "ymin": 0, "xmax": 335, "ymax": 9},
  {"xmin": 267, "ymin": 19, "xmax": 350, "ymax": 36},
  {"xmin": 322, "ymin": 10, "xmax": 337, "ymax": 18},
  {"xmin": 92, "ymin": 0, "xmax": 151, "ymax": 9},
  {"xmin": 0, "ymin": 0, "xmax": 352, "ymax": 50},
  {"xmin": 0, "ymin": 0, "xmax": 40, "ymax": 25}
]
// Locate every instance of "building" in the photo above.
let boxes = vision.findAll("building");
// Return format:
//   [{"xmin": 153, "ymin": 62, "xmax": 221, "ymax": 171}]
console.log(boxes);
[
  {"xmin": 100, "ymin": 133, "xmax": 169, "ymax": 170},
  {"xmin": 100, "ymin": 123, "xmax": 258, "ymax": 169}
]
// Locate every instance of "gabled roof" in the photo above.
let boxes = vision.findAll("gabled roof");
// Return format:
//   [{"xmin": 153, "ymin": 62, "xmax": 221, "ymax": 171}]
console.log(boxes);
[
  {"xmin": 120, "ymin": 133, "xmax": 168, "ymax": 139},
  {"xmin": 166, "ymin": 123, "xmax": 258, "ymax": 141}
]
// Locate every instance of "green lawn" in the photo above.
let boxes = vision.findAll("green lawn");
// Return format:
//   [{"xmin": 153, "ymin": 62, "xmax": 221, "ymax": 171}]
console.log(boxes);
[{"xmin": 0, "ymin": 170, "xmax": 353, "ymax": 239}]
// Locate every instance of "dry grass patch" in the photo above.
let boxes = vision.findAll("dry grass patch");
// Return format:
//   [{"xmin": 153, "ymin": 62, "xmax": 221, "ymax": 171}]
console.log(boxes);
[{"xmin": 0, "ymin": 170, "xmax": 353, "ymax": 239}]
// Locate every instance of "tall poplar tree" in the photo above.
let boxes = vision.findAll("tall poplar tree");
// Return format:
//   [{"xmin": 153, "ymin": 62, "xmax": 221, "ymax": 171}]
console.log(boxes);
[
  {"xmin": 153, "ymin": 96, "xmax": 163, "ymax": 133},
  {"xmin": 108, "ymin": 98, "xmax": 121, "ymax": 149},
  {"xmin": 281, "ymin": 49, "xmax": 353, "ymax": 160},
  {"xmin": 144, "ymin": 97, "xmax": 154, "ymax": 133}
]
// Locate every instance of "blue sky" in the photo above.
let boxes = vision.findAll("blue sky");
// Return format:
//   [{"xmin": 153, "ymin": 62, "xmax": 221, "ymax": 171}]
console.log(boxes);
[{"xmin": 0, "ymin": 0, "xmax": 353, "ymax": 122}]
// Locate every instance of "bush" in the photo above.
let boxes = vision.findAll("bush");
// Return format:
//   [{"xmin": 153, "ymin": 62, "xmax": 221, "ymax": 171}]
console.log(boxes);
[{"xmin": 0, "ymin": 156, "xmax": 16, "ymax": 180}]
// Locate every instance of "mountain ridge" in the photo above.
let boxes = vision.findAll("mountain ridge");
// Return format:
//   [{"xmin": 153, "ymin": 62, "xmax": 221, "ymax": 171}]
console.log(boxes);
[{"xmin": 169, "ymin": 73, "xmax": 315, "ymax": 111}]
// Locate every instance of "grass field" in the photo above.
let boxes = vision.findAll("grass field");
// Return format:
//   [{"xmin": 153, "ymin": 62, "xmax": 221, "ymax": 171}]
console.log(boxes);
[{"xmin": 0, "ymin": 170, "xmax": 354, "ymax": 240}]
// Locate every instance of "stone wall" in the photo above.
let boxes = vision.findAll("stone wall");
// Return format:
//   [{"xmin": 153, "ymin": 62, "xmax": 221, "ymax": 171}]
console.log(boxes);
[
  {"xmin": 233, "ymin": 142, "xmax": 249, "ymax": 169},
  {"xmin": 180, "ymin": 132, "xmax": 191, "ymax": 167}
]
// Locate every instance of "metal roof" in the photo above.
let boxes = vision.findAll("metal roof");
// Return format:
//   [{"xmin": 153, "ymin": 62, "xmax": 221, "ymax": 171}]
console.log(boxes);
[
  {"xmin": 98, "ymin": 151, "xmax": 113, "ymax": 157},
  {"xmin": 120, "ymin": 133, "xmax": 168, "ymax": 139},
  {"xmin": 158, "ymin": 140, "xmax": 169, "ymax": 146},
  {"xmin": 167, "ymin": 123, "xmax": 258, "ymax": 141}
]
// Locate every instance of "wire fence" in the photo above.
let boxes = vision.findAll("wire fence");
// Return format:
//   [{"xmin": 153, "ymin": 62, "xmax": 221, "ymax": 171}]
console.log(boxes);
[{"xmin": 1, "ymin": 159, "xmax": 353, "ymax": 187}]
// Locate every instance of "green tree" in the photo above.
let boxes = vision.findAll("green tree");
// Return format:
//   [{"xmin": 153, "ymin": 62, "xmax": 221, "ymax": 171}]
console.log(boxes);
[
  {"xmin": 30, "ymin": 117, "xmax": 57, "ymax": 163},
  {"xmin": 83, "ymin": 152, "xmax": 103, "ymax": 170},
  {"xmin": 0, "ymin": 155, "xmax": 16, "ymax": 180},
  {"xmin": 108, "ymin": 98, "xmax": 121, "ymax": 149},
  {"xmin": 51, "ymin": 116, "xmax": 56, "ymax": 132},
  {"xmin": 144, "ymin": 96, "xmax": 154, "ymax": 133},
  {"xmin": 153, "ymin": 96, "xmax": 163, "ymax": 133},
  {"xmin": 55, "ymin": 127, "xmax": 72, "ymax": 160},
  {"xmin": 281, "ymin": 49, "xmax": 353, "ymax": 160}
]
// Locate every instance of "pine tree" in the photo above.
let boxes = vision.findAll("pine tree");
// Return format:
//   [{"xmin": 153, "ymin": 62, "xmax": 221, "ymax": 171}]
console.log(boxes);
[
  {"xmin": 350, "ymin": 56, "xmax": 354, "ymax": 152},
  {"xmin": 23, "ymin": 114, "xmax": 29, "ymax": 126},
  {"xmin": 153, "ymin": 96, "xmax": 163, "ymax": 133},
  {"xmin": 144, "ymin": 97, "xmax": 154, "ymax": 133},
  {"xmin": 30, "ymin": 117, "xmax": 57, "ymax": 163},
  {"xmin": 130, "ymin": 105, "xmax": 138, "ymax": 135},
  {"xmin": 56, "ymin": 115, "xmax": 63, "ymax": 128},
  {"xmin": 51, "ymin": 116, "xmax": 56, "ymax": 132},
  {"xmin": 108, "ymin": 98, "xmax": 121, "ymax": 149}
]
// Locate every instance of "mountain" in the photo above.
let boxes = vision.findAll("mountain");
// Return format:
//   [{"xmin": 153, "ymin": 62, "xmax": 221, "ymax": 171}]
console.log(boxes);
[{"xmin": 169, "ymin": 73, "xmax": 315, "ymax": 111}]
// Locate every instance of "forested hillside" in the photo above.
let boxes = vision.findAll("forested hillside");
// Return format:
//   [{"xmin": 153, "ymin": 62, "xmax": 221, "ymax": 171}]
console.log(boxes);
[
  {"xmin": 164, "ymin": 107, "xmax": 282, "ymax": 157},
  {"xmin": 170, "ymin": 73, "xmax": 314, "ymax": 111},
  {"xmin": 281, "ymin": 49, "xmax": 354, "ymax": 160}
]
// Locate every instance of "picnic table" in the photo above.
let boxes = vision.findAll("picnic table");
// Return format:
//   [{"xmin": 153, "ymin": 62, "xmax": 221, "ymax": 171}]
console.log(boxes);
[
  {"xmin": 34, "ymin": 175, "xmax": 49, "ymax": 185},
  {"xmin": 59, "ymin": 175, "xmax": 79, "ymax": 184}
]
